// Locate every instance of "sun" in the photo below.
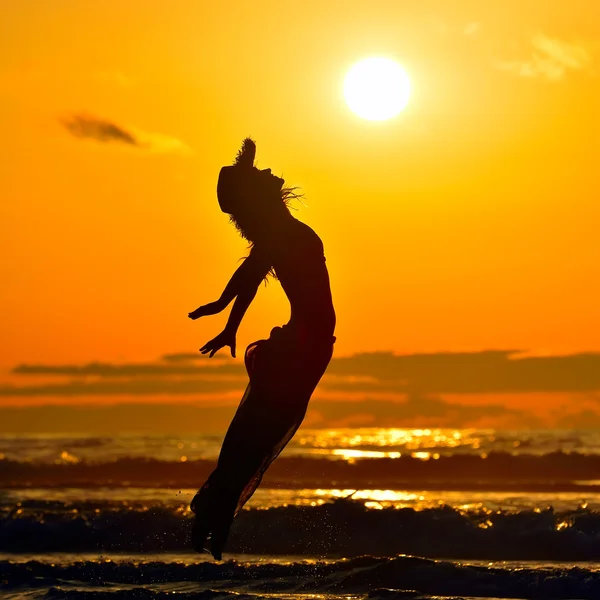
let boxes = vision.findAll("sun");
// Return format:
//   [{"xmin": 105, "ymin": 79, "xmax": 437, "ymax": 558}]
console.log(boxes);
[{"xmin": 343, "ymin": 57, "xmax": 411, "ymax": 121}]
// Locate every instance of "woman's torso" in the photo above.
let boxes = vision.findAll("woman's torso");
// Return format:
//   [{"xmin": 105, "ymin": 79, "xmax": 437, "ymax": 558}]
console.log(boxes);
[{"xmin": 258, "ymin": 218, "xmax": 335, "ymax": 341}]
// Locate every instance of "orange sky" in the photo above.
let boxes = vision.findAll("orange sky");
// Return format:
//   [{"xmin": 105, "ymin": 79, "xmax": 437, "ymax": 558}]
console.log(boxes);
[{"xmin": 2, "ymin": 1, "xmax": 600, "ymax": 377}]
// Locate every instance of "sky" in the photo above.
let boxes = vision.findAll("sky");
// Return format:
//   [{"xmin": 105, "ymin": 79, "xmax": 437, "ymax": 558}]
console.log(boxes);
[{"xmin": 2, "ymin": 0, "xmax": 600, "ymax": 431}]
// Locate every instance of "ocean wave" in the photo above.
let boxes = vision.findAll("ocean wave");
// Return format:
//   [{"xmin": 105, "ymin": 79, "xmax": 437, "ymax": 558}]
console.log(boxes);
[
  {"xmin": 2, "ymin": 499, "xmax": 600, "ymax": 560},
  {"xmin": 3, "ymin": 452, "xmax": 600, "ymax": 490},
  {"xmin": 3, "ymin": 554, "xmax": 600, "ymax": 599}
]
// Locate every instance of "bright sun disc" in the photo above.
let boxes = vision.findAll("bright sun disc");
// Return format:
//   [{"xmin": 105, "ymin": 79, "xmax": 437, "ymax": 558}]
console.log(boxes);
[{"xmin": 344, "ymin": 57, "xmax": 411, "ymax": 121}]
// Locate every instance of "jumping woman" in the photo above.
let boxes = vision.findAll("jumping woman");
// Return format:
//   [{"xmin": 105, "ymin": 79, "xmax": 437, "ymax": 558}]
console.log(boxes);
[{"xmin": 188, "ymin": 138, "xmax": 336, "ymax": 559}]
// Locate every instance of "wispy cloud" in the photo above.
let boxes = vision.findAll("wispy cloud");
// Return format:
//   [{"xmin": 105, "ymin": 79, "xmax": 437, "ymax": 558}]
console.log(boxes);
[
  {"xmin": 134, "ymin": 129, "xmax": 192, "ymax": 155},
  {"xmin": 498, "ymin": 32, "xmax": 592, "ymax": 81},
  {"xmin": 61, "ymin": 114, "xmax": 139, "ymax": 146},
  {"xmin": 60, "ymin": 113, "xmax": 192, "ymax": 154},
  {"xmin": 162, "ymin": 353, "xmax": 213, "ymax": 362},
  {"xmin": 12, "ymin": 359, "xmax": 243, "ymax": 378}
]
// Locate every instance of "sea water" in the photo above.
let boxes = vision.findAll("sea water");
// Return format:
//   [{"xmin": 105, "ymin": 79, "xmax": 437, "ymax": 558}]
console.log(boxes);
[{"xmin": 2, "ymin": 428, "xmax": 600, "ymax": 599}]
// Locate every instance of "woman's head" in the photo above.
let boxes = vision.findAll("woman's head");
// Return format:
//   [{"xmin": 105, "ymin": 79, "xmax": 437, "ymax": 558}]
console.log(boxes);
[{"xmin": 217, "ymin": 138, "xmax": 292, "ymax": 241}]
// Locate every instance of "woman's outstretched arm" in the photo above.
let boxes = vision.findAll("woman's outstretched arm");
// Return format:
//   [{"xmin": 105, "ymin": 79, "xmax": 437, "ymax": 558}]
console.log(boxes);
[
  {"xmin": 199, "ymin": 286, "xmax": 259, "ymax": 358},
  {"xmin": 196, "ymin": 246, "xmax": 271, "ymax": 357},
  {"xmin": 189, "ymin": 248, "xmax": 270, "ymax": 320}
]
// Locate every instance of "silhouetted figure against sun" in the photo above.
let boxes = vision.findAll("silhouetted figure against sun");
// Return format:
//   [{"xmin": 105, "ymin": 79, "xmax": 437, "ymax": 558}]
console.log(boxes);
[{"xmin": 188, "ymin": 138, "xmax": 336, "ymax": 559}]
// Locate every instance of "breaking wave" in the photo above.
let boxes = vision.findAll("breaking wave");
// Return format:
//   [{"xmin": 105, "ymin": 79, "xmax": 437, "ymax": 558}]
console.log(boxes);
[
  {"xmin": 3, "ymin": 554, "xmax": 600, "ymax": 599},
  {"xmin": 3, "ymin": 499, "xmax": 600, "ymax": 560}
]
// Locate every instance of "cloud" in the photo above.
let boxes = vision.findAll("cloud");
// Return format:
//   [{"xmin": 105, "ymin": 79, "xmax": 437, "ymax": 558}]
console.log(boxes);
[
  {"xmin": 307, "ymin": 392, "xmax": 528, "ymax": 429},
  {"xmin": 161, "ymin": 353, "xmax": 208, "ymax": 362},
  {"xmin": 0, "ymin": 403, "xmax": 237, "ymax": 434},
  {"xmin": 326, "ymin": 350, "xmax": 600, "ymax": 393},
  {"xmin": 556, "ymin": 409, "xmax": 600, "ymax": 429},
  {"xmin": 0, "ymin": 377, "xmax": 246, "ymax": 397},
  {"xmin": 12, "ymin": 360, "xmax": 243, "ymax": 378},
  {"xmin": 60, "ymin": 113, "xmax": 192, "ymax": 154},
  {"xmin": 7, "ymin": 350, "xmax": 600, "ymax": 399},
  {"xmin": 0, "ymin": 393, "xmax": 527, "ymax": 434},
  {"xmin": 61, "ymin": 114, "xmax": 139, "ymax": 146},
  {"xmin": 134, "ymin": 129, "xmax": 192, "ymax": 155},
  {"xmin": 498, "ymin": 32, "xmax": 592, "ymax": 81}
]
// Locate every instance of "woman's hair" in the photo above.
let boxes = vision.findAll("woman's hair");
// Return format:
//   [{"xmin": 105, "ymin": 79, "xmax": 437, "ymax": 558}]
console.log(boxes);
[
  {"xmin": 281, "ymin": 186, "xmax": 305, "ymax": 208},
  {"xmin": 229, "ymin": 185, "xmax": 303, "ymax": 281}
]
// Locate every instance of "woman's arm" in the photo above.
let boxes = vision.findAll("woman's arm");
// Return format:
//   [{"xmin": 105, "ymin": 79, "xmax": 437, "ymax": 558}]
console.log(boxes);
[
  {"xmin": 199, "ymin": 287, "xmax": 259, "ymax": 358},
  {"xmin": 189, "ymin": 247, "xmax": 270, "ymax": 319},
  {"xmin": 196, "ymin": 246, "xmax": 271, "ymax": 357}
]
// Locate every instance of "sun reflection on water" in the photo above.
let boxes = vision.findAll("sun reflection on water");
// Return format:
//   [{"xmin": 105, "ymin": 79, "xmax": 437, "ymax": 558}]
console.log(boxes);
[
  {"xmin": 297, "ymin": 428, "xmax": 490, "ymax": 456},
  {"xmin": 8, "ymin": 428, "xmax": 598, "ymax": 465},
  {"xmin": 57, "ymin": 451, "xmax": 80, "ymax": 464},
  {"xmin": 331, "ymin": 449, "xmax": 402, "ymax": 460}
]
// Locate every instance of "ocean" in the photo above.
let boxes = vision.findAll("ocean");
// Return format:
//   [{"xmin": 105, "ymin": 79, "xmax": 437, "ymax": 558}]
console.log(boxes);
[{"xmin": 2, "ymin": 428, "xmax": 600, "ymax": 599}]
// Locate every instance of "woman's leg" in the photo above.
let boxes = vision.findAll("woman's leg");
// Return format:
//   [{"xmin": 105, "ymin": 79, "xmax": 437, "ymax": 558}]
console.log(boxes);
[
  {"xmin": 191, "ymin": 338, "xmax": 334, "ymax": 558},
  {"xmin": 191, "ymin": 379, "xmax": 306, "ymax": 557}
]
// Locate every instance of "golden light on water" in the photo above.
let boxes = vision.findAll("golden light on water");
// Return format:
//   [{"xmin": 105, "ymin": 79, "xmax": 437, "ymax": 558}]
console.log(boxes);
[
  {"xmin": 298, "ymin": 428, "xmax": 486, "ymax": 454},
  {"xmin": 313, "ymin": 489, "xmax": 429, "ymax": 509},
  {"xmin": 57, "ymin": 451, "xmax": 80, "ymax": 464},
  {"xmin": 343, "ymin": 57, "xmax": 411, "ymax": 121},
  {"xmin": 412, "ymin": 451, "xmax": 441, "ymax": 460},
  {"xmin": 328, "ymin": 448, "xmax": 442, "ymax": 461},
  {"xmin": 331, "ymin": 449, "xmax": 402, "ymax": 460}
]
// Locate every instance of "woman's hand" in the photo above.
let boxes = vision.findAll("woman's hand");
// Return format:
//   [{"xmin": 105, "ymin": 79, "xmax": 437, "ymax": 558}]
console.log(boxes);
[
  {"xmin": 200, "ymin": 329, "xmax": 236, "ymax": 358},
  {"xmin": 188, "ymin": 301, "xmax": 224, "ymax": 320}
]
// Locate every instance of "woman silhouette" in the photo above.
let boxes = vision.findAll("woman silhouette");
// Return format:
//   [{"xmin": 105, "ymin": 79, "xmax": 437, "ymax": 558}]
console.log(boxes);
[{"xmin": 188, "ymin": 138, "xmax": 336, "ymax": 559}]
